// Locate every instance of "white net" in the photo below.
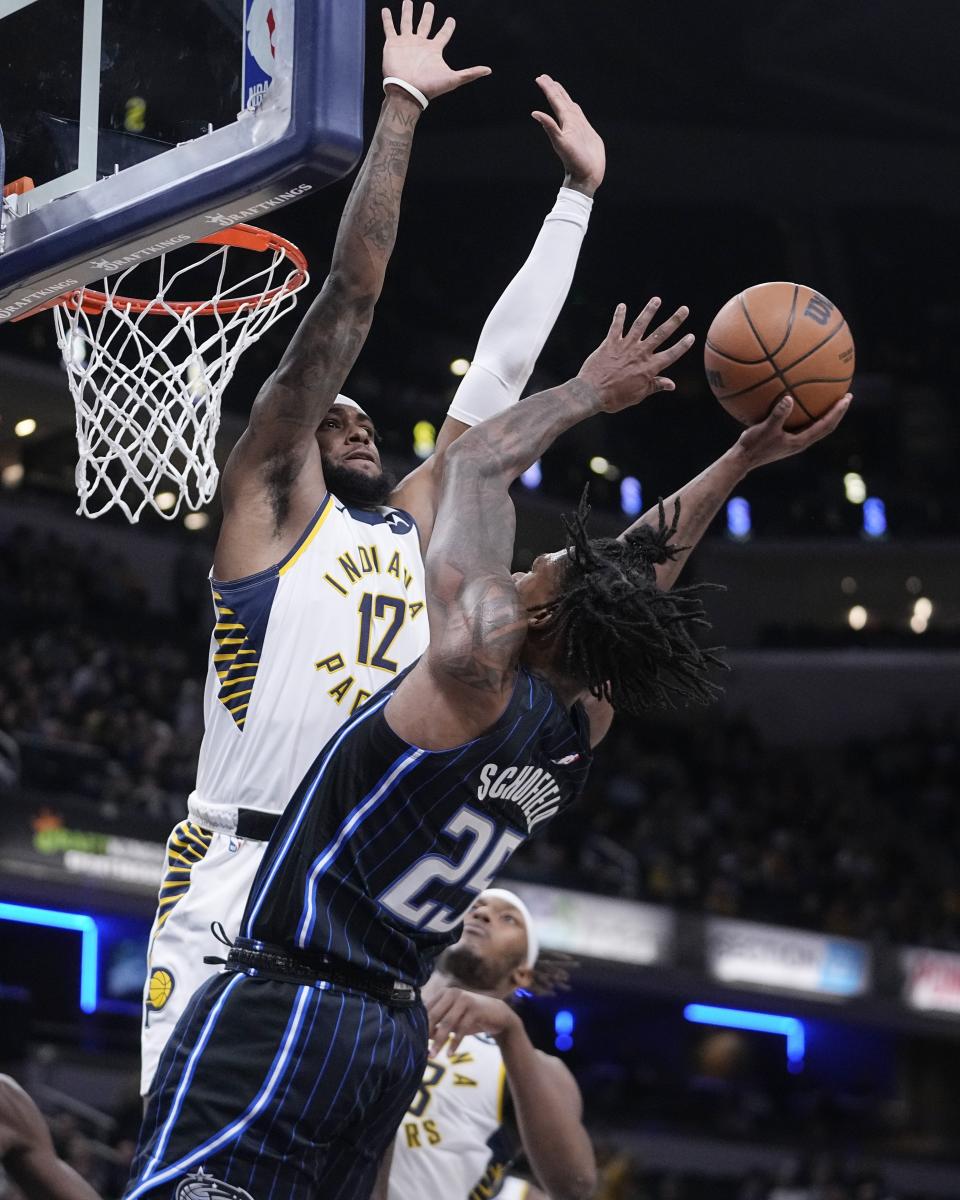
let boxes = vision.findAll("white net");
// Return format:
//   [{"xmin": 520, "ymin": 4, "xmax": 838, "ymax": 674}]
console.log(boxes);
[{"xmin": 52, "ymin": 229, "xmax": 309, "ymax": 522}]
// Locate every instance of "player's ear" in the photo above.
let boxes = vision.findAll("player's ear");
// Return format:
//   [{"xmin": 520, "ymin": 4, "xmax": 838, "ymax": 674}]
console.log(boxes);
[{"xmin": 509, "ymin": 964, "xmax": 534, "ymax": 993}]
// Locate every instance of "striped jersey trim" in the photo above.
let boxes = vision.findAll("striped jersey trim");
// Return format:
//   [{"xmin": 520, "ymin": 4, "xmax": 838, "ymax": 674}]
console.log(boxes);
[
  {"xmin": 155, "ymin": 821, "xmax": 212, "ymax": 930},
  {"xmin": 278, "ymin": 493, "xmax": 335, "ymax": 576}
]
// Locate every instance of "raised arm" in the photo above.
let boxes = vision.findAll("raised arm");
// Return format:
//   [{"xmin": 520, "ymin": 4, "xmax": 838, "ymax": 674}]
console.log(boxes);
[
  {"xmin": 390, "ymin": 76, "xmax": 606, "ymax": 547},
  {"xmin": 425, "ymin": 991, "xmax": 596, "ymax": 1200},
  {"xmin": 0, "ymin": 1077, "xmax": 101, "ymax": 1200},
  {"xmin": 214, "ymin": 2, "xmax": 490, "ymax": 580},
  {"xmin": 621, "ymin": 391, "xmax": 853, "ymax": 590},
  {"xmin": 385, "ymin": 299, "xmax": 694, "ymax": 750}
]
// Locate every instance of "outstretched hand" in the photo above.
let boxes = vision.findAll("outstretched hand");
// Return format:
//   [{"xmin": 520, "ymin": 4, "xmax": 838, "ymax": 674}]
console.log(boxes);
[
  {"xmin": 382, "ymin": 2, "xmax": 491, "ymax": 101},
  {"xmin": 532, "ymin": 75, "xmax": 605, "ymax": 195},
  {"xmin": 426, "ymin": 986, "xmax": 520, "ymax": 1057},
  {"xmin": 736, "ymin": 393, "xmax": 852, "ymax": 468},
  {"xmin": 578, "ymin": 299, "xmax": 695, "ymax": 413}
]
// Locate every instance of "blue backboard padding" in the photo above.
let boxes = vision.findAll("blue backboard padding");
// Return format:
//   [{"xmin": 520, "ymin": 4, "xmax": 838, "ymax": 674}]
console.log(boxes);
[{"xmin": 0, "ymin": 0, "xmax": 364, "ymax": 321}]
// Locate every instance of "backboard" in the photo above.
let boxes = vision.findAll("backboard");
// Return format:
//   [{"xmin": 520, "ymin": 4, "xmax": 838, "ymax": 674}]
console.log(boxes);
[{"xmin": 0, "ymin": 0, "xmax": 364, "ymax": 322}]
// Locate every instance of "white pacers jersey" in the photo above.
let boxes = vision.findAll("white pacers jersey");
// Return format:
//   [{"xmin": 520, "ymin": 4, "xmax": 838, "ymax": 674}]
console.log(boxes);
[
  {"xmin": 389, "ymin": 1033, "xmax": 514, "ymax": 1200},
  {"xmin": 191, "ymin": 494, "xmax": 428, "ymax": 819}
]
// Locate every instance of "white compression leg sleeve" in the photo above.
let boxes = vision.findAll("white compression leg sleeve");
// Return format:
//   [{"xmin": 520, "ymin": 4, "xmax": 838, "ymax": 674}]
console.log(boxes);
[{"xmin": 446, "ymin": 186, "xmax": 594, "ymax": 427}]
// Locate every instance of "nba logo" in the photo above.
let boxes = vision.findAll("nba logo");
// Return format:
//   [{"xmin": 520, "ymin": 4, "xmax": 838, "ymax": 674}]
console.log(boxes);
[{"xmin": 243, "ymin": 0, "xmax": 277, "ymax": 112}]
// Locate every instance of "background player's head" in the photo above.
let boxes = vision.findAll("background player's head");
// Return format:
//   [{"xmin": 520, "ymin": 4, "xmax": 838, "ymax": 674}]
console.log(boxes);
[
  {"xmin": 513, "ymin": 492, "xmax": 723, "ymax": 715},
  {"xmin": 315, "ymin": 395, "xmax": 395, "ymax": 506},
  {"xmin": 441, "ymin": 889, "xmax": 573, "ymax": 1001}
]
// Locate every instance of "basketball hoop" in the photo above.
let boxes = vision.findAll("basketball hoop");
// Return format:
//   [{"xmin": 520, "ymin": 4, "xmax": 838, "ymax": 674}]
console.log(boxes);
[{"xmin": 51, "ymin": 223, "xmax": 309, "ymax": 523}]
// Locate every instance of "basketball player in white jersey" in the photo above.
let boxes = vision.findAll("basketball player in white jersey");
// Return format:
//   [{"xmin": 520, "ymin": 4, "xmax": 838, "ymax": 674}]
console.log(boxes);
[
  {"xmin": 139, "ymin": 1, "xmax": 608, "ymax": 1095},
  {"xmin": 383, "ymin": 890, "xmax": 595, "ymax": 1200}
]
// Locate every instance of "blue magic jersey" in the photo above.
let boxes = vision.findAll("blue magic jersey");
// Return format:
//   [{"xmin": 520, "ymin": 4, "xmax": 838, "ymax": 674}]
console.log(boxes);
[{"xmin": 239, "ymin": 667, "xmax": 592, "ymax": 988}]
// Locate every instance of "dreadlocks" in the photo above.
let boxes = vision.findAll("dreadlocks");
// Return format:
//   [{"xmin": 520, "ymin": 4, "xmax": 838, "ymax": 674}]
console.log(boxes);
[
  {"xmin": 539, "ymin": 490, "xmax": 725, "ymax": 714},
  {"xmin": 526, "ymin": 949, "xmax": 577, "ymax": 998}
]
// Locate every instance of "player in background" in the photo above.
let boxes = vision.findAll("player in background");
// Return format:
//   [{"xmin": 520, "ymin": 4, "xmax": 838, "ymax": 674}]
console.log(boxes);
[
  {"xmin": 0, "ymin": 1077, "xmax": 99, "ymax": 1200},
  {"xmin": 140, "ymin": 0, "xmax": 608, "ymax": 1095},
  {"xmin": 123, "ymin": 303, "xmax": 712, "ymax": 1200},
  {"xmin": 384, "ymin": 889, "xmax": 595, "ymax": 1200}
]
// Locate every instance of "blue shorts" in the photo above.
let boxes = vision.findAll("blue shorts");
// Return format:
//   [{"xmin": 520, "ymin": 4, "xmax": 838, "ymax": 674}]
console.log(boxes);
[{"xmin": 125, "ymin": 970, "xmax": 428, "ymax": 1200}]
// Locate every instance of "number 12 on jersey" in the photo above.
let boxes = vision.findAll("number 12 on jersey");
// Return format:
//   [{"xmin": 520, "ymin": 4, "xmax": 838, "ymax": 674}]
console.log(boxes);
[{"xmin": 357, "ymin": 592, "xmax": 406, "ymax": 673}]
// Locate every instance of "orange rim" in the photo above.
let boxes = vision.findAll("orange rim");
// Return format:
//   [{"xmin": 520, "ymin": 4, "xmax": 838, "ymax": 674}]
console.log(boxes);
[{"xmin": 59, "ymin": 224, "xmax": 308, "ymax": 318}]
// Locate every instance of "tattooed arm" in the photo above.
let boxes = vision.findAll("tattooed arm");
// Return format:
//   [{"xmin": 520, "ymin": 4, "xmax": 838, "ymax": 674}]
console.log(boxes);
[
  {"xmin": 620, "ymin": 391, "xmax": 853, "ymax": 590},
  {"xmin": 386, "ymin": 300, "xmax": 694, "ymax": 750},
  {"xmin": 215, "ymin": 2, "xmax": 490, "ymax": 580}
]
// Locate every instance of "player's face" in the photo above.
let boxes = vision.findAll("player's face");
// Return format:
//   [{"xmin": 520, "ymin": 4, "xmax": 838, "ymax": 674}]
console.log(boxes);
[
  {"xmin": 317, "ymin": 405, "xmax": 393, "ymax": 505},
  {"xmin": 449, "ymin": 896, "xmax": 532, "ymax": 997},
  {"xmin": 316, "ymin": 404, "xmax": 382, "ymax": 473},
  {"xmin": 512, "ymin": 550, "xmax": 567, "ymax": 616}
]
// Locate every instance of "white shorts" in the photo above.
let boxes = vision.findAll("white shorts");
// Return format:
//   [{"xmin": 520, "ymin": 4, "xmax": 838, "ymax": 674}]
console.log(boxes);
[{"xmin": 139, "ymin": 818, "xmax": 269, "ymax": 1096}]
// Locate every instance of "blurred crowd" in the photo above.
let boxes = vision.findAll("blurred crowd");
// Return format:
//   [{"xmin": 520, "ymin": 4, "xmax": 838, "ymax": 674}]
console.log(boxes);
[
  {"xmin": 512, "ymin": 709, "xmax": 960, "ymax": 950},
  {"xmin": 2, "ymin": 526, "xmax": 959, "ymax": 949}
]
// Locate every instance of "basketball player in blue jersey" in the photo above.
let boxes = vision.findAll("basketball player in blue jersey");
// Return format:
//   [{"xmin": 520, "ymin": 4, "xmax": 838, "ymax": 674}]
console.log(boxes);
[
  {"xmin": 140, "ymin": 2, "xmax": 608, "ymax": 1095},
  {"xmin": 385, "ymin": 889, "xmax": 594, "ymax": 1200},
  {"xmin": 122, "ymin": 297, "xmax": 724, "ymax": 1200}
]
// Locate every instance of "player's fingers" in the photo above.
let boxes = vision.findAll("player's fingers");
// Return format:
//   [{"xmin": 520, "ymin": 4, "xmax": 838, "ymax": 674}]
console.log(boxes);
[
  {"xmin": 536, "ymin": 74, "xmax": 568, "ymax": 118},
  {"xmin": 447, "ymin": 1027, "xmax": 466, "ymax": 1055},
  {"xmin": 628, "ymin": 296, "xmax": 662, "ymax": 341},
  {"xmin": 426, "ymin": 992, "xmax": 456, "ymax": 1038},
  {"xmin": 652, "ymin": 331, "xmax": 696, "ymax": 368},
  {"xmin": 769, "ymin": 394, "xmax": 794, "ymax": 427},
  {"xmin": 416, "ymin": 1, "xmax": 434, "ymax": 36},
  {"xmin": 381, "ymin": 7, "xmax": 398, "ymax": 39},
  {"xmin": 400, "ymin": 0, "xmax": 414, "ymax": 35},
  {"xmin": 793, "ymin": 392, "xmax": 852, "ymax": 443},
  {"xmin": 553, "ymin": 80, "xmax": 576, "ymax": 106},
  {"xmin": 608, "ymin": 302, "xmax": 628, "ymax": 340},
  {"xmin": 531, "ymin": 111, "xmax": 563, "ymax": 139},
  {"xmin": 433, "ymin": 14, "xmax": 456, "ymax": 47},
  {"xmin": 652, "ymin": 377, "xmax": 677, "ymax": 393},
  {"xmin": 644, "ymin": 304, "xmax": 689, "ymax": 347},
  {"xmin": 455, "ymin": 64, "xmax": 493, "ymax": 86}
]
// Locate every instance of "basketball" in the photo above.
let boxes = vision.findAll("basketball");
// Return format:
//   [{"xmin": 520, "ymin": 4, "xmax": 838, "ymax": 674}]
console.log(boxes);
[{"xmin": 704, "ymin": 282, "xmax": 855, "ymax": 430}]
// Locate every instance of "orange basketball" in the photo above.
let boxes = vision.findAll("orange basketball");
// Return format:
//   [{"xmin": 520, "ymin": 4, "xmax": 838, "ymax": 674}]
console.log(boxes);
[{"xmin": 704, "ymin": 282, "xmax": 855, "ymax": 430}]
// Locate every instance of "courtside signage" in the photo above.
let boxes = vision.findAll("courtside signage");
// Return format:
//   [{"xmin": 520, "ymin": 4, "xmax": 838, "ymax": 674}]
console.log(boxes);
[
  {"xmin": 901, "ymin": 947, "xmax": 960, "ymax": 1016},
  {"xmin": 706, "ymin": 917, "xmax": 870, "ymax": 998},
  {"xmin": 509, "ymin": 883, "xmax": 676, "ymax": 966}
]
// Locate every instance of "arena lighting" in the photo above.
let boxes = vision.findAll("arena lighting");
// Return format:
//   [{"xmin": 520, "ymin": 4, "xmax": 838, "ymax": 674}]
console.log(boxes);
[
  {"xmin": 413, "ymin": 420, "xmax": 436, "ymax": 461},
  {"xmin": 684, "ymin": 1004, "xmax": 805, "ymax": 1073},
  {"xmin": 156, "ymin": 491, "xmax": 177, "ymax": 512},
  {"xmin": 620, "ymin": 475, "xmax": 642, "ymax": 516},
  {"xmin": 914, "ymin": 597, "xmax": 933, "ymax": 621},
  {"xmin": 848, "ymin": 605, "xmax": 868, "ymax": 631},
  {"xmin": 726, "ymin": 497, "xmax": 751, "ymax": 539},
  {"xmin": 520, "ymin": 460, "xmax": 542, "ymax": 490},
  {"xmin": 184, "ymin": 512, "xmax": 209, "ymax": 531},
  {"xmin": 589, "ymin": 456, "xmax": 609, "ymax": 475},
  {"xmin": 13, "ymin": 417, "xmax": 36, "ymax": 438},
  {"xmin": 840, "ymin": 576, "xmax": 857, "ymax": 595},
  {"xmin": 0, "ymin": 902, "xmax": 98, "ymax": 1013},
  {"xmin": 449, "ymin": 357, "xmax": 470, "ymax": 377},
  {"xmin": 906, "ymin": 576, "xmax": 922, "ymax": 595},
  {"xmin": 862, "ymin": 497, "xmax": 886, "ymax": 538},
  {"xmin": 910, "ymin": 613, "xmax": 928, "ymax": 635},
  {"xmin": 843, "ymin": 472, "xmax": 866, "ymax": 504},
  {"xmin": 1, "ymin": 463, "xmax": 24, "ymax": 488},
  {"xmin": 555, "ymin": 1009, "xmax": 575, "ymax": 1052}
]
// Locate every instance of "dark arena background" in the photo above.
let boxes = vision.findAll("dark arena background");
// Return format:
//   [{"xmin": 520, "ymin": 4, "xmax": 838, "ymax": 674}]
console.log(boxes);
[{"xmin": 1, "ymin": 1, "xmax": 960, "ymax": 1198}]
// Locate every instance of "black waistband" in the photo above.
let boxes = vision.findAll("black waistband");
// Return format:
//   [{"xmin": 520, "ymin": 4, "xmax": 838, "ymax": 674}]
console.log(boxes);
[
  {"xmin": 235, "ymin": 809, "xmax": 279, "ymax": 841},
  {"xmin": 226, "ymin": 940, "xmax": 420, "ymax": 1008}
]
